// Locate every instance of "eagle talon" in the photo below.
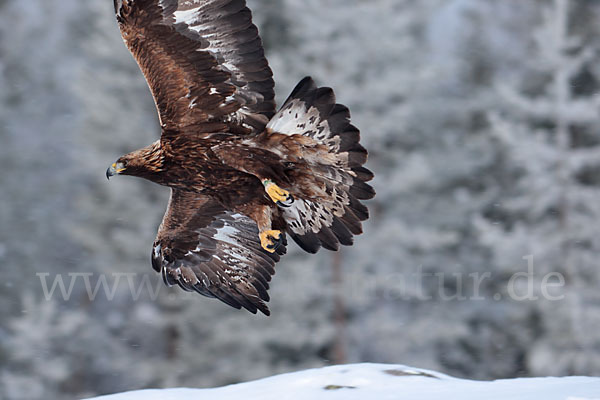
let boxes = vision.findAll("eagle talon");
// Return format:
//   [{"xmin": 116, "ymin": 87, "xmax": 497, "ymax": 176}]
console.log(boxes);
[
  {"xmin": 259, "ymin": 230, "xmax": 283, "ymax": 253},
  {"xmin": 263, "ymin": 180, "xmax": 294, "ymax": 207},
  {"xmin": 276, "ymin": 196, "xmax": 294, "ymax": 208}
]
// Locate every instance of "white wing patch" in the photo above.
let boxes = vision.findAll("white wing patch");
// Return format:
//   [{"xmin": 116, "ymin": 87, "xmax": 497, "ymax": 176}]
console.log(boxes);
[
  {"xmin": 184, "ymin": 213, "xmax": 254, "ymax": 264},
  {"xmin": 172, "ymin": 6, "xmax": 198, "ymax": 24},
  {"xmin": 208, "ymin": 214, "xmax": 258, "ymax": 269},
  {"xmin": 212, "ymin": 222, "xmax": 240, "ymax": 247}
]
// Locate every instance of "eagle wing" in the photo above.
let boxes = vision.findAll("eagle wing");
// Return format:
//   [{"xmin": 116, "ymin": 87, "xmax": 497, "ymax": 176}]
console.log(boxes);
[
  {"xmin": 114, "ymin": 0, "xmax": 275, "ymax": 134},
  {"xmin": 152, "ymin": 189, "xmax": 284, "ymax": 315}
]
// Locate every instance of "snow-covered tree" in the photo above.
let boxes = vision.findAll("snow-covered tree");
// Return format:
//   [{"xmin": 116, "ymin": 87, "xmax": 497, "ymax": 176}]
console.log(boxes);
[{"xmin": 476, "ymin": 0, "xmax": 600, "ymax": 376}]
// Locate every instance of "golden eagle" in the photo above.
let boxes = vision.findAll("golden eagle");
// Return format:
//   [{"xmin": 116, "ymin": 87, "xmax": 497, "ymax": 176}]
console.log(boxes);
[{"xmin": 107, "ymin": 0, "xmax": 374, "ymax": 315}]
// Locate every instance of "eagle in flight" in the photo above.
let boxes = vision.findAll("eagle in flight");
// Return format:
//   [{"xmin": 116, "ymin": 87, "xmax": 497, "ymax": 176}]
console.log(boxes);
[{"xmin": 107, "ymin": 0, "xmax": 374, "ymax": 315}]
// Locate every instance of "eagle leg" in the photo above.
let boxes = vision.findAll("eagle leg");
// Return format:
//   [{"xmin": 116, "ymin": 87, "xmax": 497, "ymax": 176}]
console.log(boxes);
[
  {"xmin": 262, "ymin": 179, "xmax": 294, "ymax": 208},
  {"xmin": 243, "ymin": 203, "xmax": 286, "ymax": 253}
]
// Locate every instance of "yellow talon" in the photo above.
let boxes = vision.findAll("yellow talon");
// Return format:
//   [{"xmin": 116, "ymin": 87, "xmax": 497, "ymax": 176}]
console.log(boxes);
[
  {"xmin": 259, "ymin": 230, "xmax": 283, "ymax": 253},
  {"xmin": 263, "ymin": 180, "xmax": 294, "ymax": 207}
]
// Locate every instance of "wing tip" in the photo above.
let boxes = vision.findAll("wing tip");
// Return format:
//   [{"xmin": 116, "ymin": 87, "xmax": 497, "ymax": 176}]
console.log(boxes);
[{"xmin": 257, "ymin": 302, "xmax": 271, "ymax": 316}]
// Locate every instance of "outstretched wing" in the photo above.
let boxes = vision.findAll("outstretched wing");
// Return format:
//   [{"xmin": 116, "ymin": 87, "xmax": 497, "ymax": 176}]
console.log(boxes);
[
  {"xmin": 152, "ymin": 190, "xmax": 284, "ymax": 315},
  {"xmin": 114, "ymin": 0, "xmax": 275, "ymax": 134}
]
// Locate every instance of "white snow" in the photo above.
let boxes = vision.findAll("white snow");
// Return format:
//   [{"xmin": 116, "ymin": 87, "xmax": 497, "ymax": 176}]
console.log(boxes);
[{"xmin": 86, "ymin": 363, "xmax": 600, "ymax": 400}]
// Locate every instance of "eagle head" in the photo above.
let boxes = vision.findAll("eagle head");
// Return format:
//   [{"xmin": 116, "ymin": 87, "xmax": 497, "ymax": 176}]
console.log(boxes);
[
  {"xmin": 106, "ymin": 160, "xmax": 126, "ymax": 180},
  {"xmin": 106, "ymin": 141, "xmax": 164, "ymax": 180}
]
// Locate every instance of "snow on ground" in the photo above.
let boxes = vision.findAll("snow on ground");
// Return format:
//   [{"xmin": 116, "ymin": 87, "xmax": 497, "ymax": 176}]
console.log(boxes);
[{"xmin": 88, "ymin": 363, "xmax": 600, "ymax": 400}]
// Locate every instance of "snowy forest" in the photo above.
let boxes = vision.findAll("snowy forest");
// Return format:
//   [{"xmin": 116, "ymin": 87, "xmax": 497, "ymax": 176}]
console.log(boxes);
[{"xmin": 1, "ymin": 0, "xmax": 600, "ymax": 399}]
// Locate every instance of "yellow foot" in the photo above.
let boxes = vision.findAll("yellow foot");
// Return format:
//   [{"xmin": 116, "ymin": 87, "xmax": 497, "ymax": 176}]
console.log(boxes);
[
  {"xmin": 259, "ymin": 230, "xmax": 284, "ymax": 253},
  {"xmin": 263, "ymin": 180, "xmax": 294, "ymax": 207}
]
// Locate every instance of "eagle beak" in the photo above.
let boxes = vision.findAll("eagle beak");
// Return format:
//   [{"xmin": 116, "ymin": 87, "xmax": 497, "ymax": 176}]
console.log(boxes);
[
  {"xmin": 106, "ymin": 162, "xmax": 124, "ymax": 180},
  {"xmin": 106, "ymin": 165, "xmax": 116, "ymax": 180}
]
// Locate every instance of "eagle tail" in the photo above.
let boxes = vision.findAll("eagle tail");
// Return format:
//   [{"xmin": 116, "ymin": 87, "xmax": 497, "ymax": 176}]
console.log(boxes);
[{"xmin": 266, "ymin": 77, "xmax": 375, "ymax": 253}]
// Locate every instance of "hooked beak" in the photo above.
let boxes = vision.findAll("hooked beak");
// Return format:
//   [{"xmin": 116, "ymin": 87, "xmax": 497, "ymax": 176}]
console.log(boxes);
[{"xmin": 106, "ymin": 162, "xmax": 124, "ymax": 180}]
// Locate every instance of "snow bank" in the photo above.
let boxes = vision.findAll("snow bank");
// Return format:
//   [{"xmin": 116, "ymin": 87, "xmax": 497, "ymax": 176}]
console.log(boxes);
[{"xmin": 87, "ymin": 363, "xmax": 600, "ymax": 400}]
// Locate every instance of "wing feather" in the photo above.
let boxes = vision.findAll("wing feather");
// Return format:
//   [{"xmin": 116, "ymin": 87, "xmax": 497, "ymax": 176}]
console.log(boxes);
[
  {"xmin": 114, "ymin": 0, "xmax": 275, "ymax": 134},
  {"xmin": 152, "ymin": 189, "xmax": 282, "ymax": 315}
]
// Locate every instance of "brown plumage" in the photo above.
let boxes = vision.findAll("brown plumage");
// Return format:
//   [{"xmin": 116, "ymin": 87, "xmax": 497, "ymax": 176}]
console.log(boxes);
[{"xmin": 107, "ymin": 0, "xmax": 375, "ymax": 315}]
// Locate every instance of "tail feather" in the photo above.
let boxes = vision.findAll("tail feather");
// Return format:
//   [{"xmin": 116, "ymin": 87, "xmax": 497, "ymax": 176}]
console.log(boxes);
[
  {"xmin": 353, "ymin": 166, "xmax": 375, "ymax": 182},
  {"xmin": 350, "ymin": 180, "xmax": 376, "ymax": 200},
  {"xmin": 348, "ymin": 195, "xmax": 369, "ymax": 221},
  {"xmin": 289, "ymin": 231, "xmax": 320, "ymax": 254},
  {"xmin": 317, "ymin": 226, "xmax": 340, "ymax": 251},
  {"xmin": 331, "ymin": 217, "xmax": 354, "ymax": 246},
  {"xmin": 340, "ymin": 207, "xmax": 363, "ymax": 235},
  {"xmin": 283, "ymin": 76, "xmax": 317, "ymax": 102},
  {"xmin": 267, "ymin": 76, "xmax": 374, "ymax": 253}
]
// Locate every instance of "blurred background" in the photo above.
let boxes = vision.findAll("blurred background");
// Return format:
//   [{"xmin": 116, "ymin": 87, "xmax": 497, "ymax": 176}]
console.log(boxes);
[{"xmin": 1, "ymin": 0, "xmax": 600, "ymax": 398}]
